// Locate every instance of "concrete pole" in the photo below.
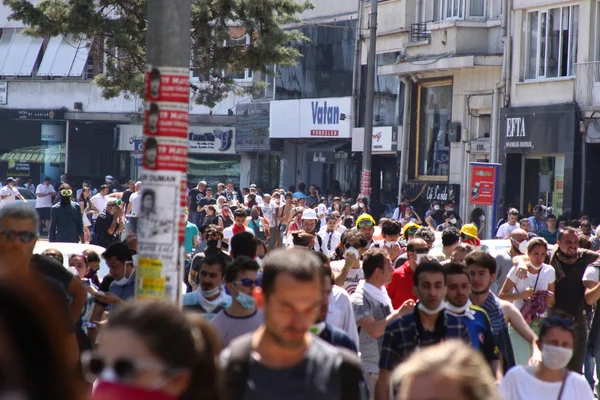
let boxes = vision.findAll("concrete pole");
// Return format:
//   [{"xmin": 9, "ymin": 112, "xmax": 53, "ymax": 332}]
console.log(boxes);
[
  {"xmin": 137, "ymin": 0, "xmax": 192, "ymax": 305},
  {"xmin": 361, "ymin": 0, "xmax": 378, "ymax": 200}
]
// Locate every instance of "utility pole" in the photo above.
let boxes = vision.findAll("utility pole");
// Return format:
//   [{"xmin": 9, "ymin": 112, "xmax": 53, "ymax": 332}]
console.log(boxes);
[
  {"xmin": 361, "ymin": 0, "xmax": 378, "ymax": 200},
  {"xmin": 137, "ymin": 0, "xmax": 192, "ymax": 305}
]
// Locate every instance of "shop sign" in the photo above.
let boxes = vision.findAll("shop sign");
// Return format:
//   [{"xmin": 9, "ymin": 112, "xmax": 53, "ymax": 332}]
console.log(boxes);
[
  {"xmin": 402, "ymin": 182, "xmax": 460, "ymax": 204},
  {"xmin": 270, "ymin": 97, "xmax": 351, "ymax": 138},
  {"xmin": 7, "ymin": 161, "xmax": 30, "ymax": 177},
  {"xmin": 0, "ymin": 82, "xmax": 7, "ymax": 105},
  {"xmin": 470, "ymin": 140, "xmax": 490, "ymax": 154},
  {"xmin": 118, "ymin": 125, "xmax": 144, "ymax": 151},
  {"xmin": 189, "ymin": 127, "xmax": 235, "ymax": 154},
  {"xmin": 504, "ymin": 117, "xmax": 533, "ymax": 150},
  {"xmin": 469, "ymin": 163, "xmax": 500, "ymax": 206},
  {"xmin": 0, "ymin": 108, "xmax": 65, "ymax": 120},
  {"xmin": 236, "ymin": 102, "xmax": 270, "ymax": 152},
  {"xmin": 41, "ymin": 124, "xmax": 64, "ymax": 141}
]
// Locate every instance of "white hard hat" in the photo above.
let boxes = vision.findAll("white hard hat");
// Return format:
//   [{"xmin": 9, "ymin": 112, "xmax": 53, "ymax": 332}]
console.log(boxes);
[
  {"xmin": 302, "ymin": 208, "xmax": 317, "ymax": 220},
  {"xmin": 105, "ymin": 175, "xmax": 114, "ymax": 182}
]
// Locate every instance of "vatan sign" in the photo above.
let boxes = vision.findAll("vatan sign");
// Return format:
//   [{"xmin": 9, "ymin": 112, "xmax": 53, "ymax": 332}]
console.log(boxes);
[
  {"xmin": 270, "ymin": 97, "xmax": 352, "ymax": 138},
  {"xmin": 469, "ymin": 162, "xmax": 500, "ymax": 206}
]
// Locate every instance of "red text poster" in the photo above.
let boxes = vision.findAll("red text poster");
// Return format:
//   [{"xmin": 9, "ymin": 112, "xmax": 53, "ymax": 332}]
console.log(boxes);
[
  {"xmin": 144, "ymin": 102, "xmax": 189, "ymax": 138},
  {"xmin": 469, "ymin": 163, "xmax": 500, "ymax": 205},
  {"xmin": 145, "ymin": 66, "xmax": 190, "ymax": 104},
  {"xmin": 142, "ymin": 137, "xmax": 188, "ymax": 173}
]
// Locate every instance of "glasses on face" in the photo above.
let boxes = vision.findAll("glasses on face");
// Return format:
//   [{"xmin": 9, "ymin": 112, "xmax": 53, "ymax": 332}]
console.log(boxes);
[
  {"xmin": 81, "ymin": 351, "xmax": 173, "ymax": 383},
  {"xmin": 0, "ymin": 229, "xmax": 37, "ymax": 243},
  {"xmin": 413, "ymin": 248, "xmax": 429, "ymax": 254},
  {"xmin": 357, "ymin": 220, "xmax": 374, "ymax": 228},
  {"xmin": 234, "ymin": 279, "xmax": 260, "ymax": 287}
]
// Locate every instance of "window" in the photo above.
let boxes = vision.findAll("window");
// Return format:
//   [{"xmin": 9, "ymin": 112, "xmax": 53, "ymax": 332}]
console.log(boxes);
[
  {"xmin": 416, "ymin": 81, "xmax": 453, "ymax": 179},
  {"xmin": 222, "ymin": 34, "xmax": 253, "ymax": 81},
  {"xmin": 432, "ymin": 0, "xmax": 485, "ymax": 21},
  {"xmin": 526, "ymin": 6, "xmax": 578, "ymax": 79}
]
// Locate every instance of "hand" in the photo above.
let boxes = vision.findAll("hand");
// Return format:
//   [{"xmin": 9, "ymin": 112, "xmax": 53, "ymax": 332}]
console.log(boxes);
[
  {"xmin": 397, "ymin": 299, "xmax": 416, "ymax": 316},
  {"xmin": 515, "ymin": 261, "xmax": 529, "ymax": 280},
  {"xmin": 529, "ymin": 348, "xmax": 542, "ymax": 366},
  {"xmin": 388, "ymin": 244, "xmax": 400, "ymax": 261},
  {"xmin": 22, "ymin": 199, "xmax": 27, "ymax": 203},
  {"xmin": 94, "ymin": 292, "xmax": 123, "ymax": 305},
  {"xmin": 522, "ymin": 287, "xmax": 535, "ymax": 300},
  {"xmin": 344, "ymin": 252, "xmax": 358, "ymax": 267}
]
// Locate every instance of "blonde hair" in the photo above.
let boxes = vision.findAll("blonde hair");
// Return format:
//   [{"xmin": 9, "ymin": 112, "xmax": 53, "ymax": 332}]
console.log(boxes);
[{"xmin": 391, "ymin": 340, "xmax": 499, "ymax": 400}]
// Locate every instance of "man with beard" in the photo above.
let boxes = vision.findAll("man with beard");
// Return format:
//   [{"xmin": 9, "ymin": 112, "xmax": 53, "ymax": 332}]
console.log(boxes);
[
  {"xmin": 223, "ymin": 249, "xmax": 363, "ymax": 400},
  {"xmin": 49, "ymin": 184, "xmax": 84, "ymax": 243},
  {"xmin": 183, "ymin": 255, "xmax": 230, "ymax": 319},
  {"xmin": 444, "ymin": 262, "xmax": 502, "ymax": 381},
  {"xmin": 187, "ymin": 224, "xmax": 231, "ymax": 291},
  {"xmin": 492, "ymin": 228, "xmax": 529, "ymax": 295},
  {"xmin": 375, "ymin": 261, "xmax": 470, "ymax": 400},
  {"xmin": 466, "ymin": 251, "xmax": 542, "ymax": 373}
]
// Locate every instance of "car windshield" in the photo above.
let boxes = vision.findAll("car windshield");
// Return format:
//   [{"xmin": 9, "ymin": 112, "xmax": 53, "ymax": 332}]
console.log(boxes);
[{"xmin": 17, "ymin": 188, "xmax": 36, "ymax": 200}]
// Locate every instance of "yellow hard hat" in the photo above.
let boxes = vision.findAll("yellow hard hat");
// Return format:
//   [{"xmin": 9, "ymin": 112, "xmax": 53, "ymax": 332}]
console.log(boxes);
[
  {"xmin": 402, "ymin": 222, "xmax": 421, "ymax": 237},
  {"xmin": 356, "ymin": 213, "xmax": 376, "ymax": 228},
  {"xmin": 460, "ymin": 223, "xmax": 479, "ymax": 239}
]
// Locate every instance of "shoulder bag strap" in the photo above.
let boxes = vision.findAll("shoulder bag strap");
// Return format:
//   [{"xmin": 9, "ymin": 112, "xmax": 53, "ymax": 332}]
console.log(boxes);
[{"xmin": 556, "ymin": 371, "xmax": 569, "ymax": 400}]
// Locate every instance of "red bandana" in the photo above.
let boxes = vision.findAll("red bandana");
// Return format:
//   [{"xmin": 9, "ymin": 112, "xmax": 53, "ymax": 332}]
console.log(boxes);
[{"xmin": 232, "ymin": 224, "xmax": 245, "ymax": 235}]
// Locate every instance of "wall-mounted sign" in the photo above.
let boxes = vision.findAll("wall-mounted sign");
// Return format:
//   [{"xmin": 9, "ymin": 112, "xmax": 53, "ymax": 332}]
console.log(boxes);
[
  {"xmin": 402, "ymin": 182, "xmax": 460, "ymax": 204},
  {"xmin": 270, "ymin": 97, "xmax": 351, "ymax": 138},
  {"xmin": 0, "ymin": 108, "xmax": 65, "ymax": 120},
  {"xmin": 469, "ymin": 163, "xmax": 500, "ymax": 206},
  {"xmin": 470, "ymin": 140, "xmax": 491, "ymax": 154},
  {"xmin": 41, "ymin": 123, "xmax": 64, "ymax": 141}
]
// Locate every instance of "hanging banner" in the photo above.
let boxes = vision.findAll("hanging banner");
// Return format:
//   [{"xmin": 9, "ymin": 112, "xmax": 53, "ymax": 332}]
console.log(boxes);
[{"xmin": 469, "ymin": 162, "xmax": 500, "ymax": 206}]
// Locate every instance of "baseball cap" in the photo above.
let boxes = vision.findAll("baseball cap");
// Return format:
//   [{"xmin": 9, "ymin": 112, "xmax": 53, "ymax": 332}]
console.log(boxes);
[
  {"xmin": 6, "ymin": 177, "xmax": 14, "ymax": 183},
  {"xmin": 460, "ymin": 224, "xmax": 479, "ymax": 239},
  {"xmin": 250, "ymin": 184, "xmax": 257, "ymax": 189},
  {"xmin": 302, "ymin": 208, "xmax": 317, "ymax": 220},
  {"xmin": 105, "ymin": 175, "xmax": 114, "ymax": 182}
]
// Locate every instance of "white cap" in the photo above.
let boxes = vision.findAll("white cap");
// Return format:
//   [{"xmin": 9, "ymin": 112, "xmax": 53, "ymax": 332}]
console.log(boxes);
[
  {"xmin": 302, "ymin": 208, "xmax": 317, "ymax": 220},
  {"xmin": 105, "ymin": 175, "xmax": 114, "ymax": 181}
]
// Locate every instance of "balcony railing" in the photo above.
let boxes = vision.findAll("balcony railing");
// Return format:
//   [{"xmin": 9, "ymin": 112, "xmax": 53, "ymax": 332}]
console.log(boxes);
[
  {"xmin": 575, "ymin": 62, "xmax": 600, "ymax": 109},
  {"xmin": 410, "ymin": 22, "xmax": 431, "ymax": 43}
]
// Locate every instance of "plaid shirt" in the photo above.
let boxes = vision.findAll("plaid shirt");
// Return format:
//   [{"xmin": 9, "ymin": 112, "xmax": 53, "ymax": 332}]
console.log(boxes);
[{"xmin": 379, "ymin": 309, "xmax": 470, "ymax": 371}]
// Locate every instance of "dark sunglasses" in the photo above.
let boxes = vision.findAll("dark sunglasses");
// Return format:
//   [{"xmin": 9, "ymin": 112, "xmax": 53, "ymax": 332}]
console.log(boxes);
[
  {"xmin": 258, "ymin": 254, "xmax": 266, "ymax": 259},
  {"xmin": 0, "ymin": 229, "xmax": 37, "ymax": 243},
  {"xmin": 81, "ymin": 351, "xmax": 173, "ymax": 383},
  {"xmin": 413, "ymin": 248, "xmax": 430, "ymax": 254},
  {"xmin": 233, "ymin": 279, "xmax": 260, "ymax": 287},
  {"xmin": 357, "ymin": 220, "xmax": 374, "ymax": 228}
]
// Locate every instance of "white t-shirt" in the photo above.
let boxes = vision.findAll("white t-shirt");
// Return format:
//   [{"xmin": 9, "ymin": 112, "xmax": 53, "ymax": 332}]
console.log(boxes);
[
  {"xmin": 583, "ymin": 266, "xmax": 600, "ymax": 283},
  {"xmin": 318, "ymin": 230, "xmax": 341, "ymax": 258},
  {"xmin": 35, "ymin": 184, "xmax": 55, "ymax": 208},
  {"xmin": 496, "ymin": 222, "xmax": 519, "ymax": 238},
  {"xmin": 330, "ymin": 260, "xmax": 364, "ymax": 295},
  {"xmin": 90, "ymin": 193, "xmax": 107, "ymax": 219},
  {"xmin": 223, "ymin": 226, "xmax": 254, "ymax": 242},
  {"xmin": 327, "ymin": 285, "xmax": 359, "ymax": 350},
  {"xmin": 506, "ymin": 264, "xmax": 555, "ymax": 314},
  {"xmin": 0, "ymin": 185, "xmax": 19, "ymax": 208},
  {"xmin": 317, "ymin": 203, "xmax": 328, "ymax": 227},
  {"xmin": 499, "ymin": 365, "xmax": 594, "ymax": 400},
  {"xmin": 260, "ymin": 203, "xmax": 275, "ymax": 227},
  {"xmin": 129, "ymin": 191, "xmax": 142, "ymax": 216}
]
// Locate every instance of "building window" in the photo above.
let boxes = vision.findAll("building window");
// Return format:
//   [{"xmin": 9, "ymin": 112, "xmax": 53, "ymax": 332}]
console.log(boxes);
[
  {"xmin": 433, "ymin": 0, "xmax": 485, "ymax": 21},
  {"xmin": 222, "ymin": 34, "xmax": 253, "ymax": 81},
  {"xmin": 416, "ymin": 81, "xmax": 453, "ymax": 179},
  {"xmin": 526, "ymin": 5, "xmax": 578, "ymax": 79}
]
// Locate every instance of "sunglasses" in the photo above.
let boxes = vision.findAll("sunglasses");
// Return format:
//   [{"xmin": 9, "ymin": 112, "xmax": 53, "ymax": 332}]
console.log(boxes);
[
  {"xmin": 81, "ymin": 351, "xmax": 174, "ymax": 383},
  {"xmin": 233, "ymin": 279, "xmax": 260, "ymax": 287},
  {"xmin": 0, "ymin": 229, "xmax": 37, "ymax": 243},
  {"xmin": 357, "ymin": 220, "xmax": 374, "ymax": 228},
  {"xmin": 60, "ymin": 189, "xmax": 72, "ymax": 197},
  {"xmin": 413, "ymin": 248, "xmax": 429, "ymax": 254}
]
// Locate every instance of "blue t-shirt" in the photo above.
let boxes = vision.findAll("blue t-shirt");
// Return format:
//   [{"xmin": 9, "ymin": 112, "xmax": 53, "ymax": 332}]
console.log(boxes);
[
  {"xmin": 453, "ymin": 305, "xmax": 500, "ymax": 363},
  {"xmin": 185, "ymin": 221, "xmax": 199, "ymax": 253}
]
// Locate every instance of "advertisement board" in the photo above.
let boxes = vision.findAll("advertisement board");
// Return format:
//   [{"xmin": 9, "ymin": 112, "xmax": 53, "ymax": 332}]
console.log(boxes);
[{"xmin": 469, "ymin": 163, "xmax": 500, "ymax": 206}]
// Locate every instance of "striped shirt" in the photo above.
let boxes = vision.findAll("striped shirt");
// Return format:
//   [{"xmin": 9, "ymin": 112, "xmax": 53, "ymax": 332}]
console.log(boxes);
[{"xmin": 482, "ymin": 292, "xmax": 507, "ymax": 341}]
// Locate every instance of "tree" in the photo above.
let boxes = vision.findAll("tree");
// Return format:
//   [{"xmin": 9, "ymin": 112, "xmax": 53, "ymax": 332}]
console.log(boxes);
[{"xmin": 4, "ymin": 0, "xmax": 312, "ymax": 107}]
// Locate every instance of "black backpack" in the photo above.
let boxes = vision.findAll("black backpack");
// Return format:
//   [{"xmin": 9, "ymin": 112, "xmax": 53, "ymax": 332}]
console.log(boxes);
[{"xmin": 224, "ymin": 335, "xmax": 363, "ymax": 400}]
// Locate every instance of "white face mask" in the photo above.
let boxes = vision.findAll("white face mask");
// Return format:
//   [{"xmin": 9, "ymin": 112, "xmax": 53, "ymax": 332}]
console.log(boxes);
[
  {"xmin": 344, "ymin": 247, "xmax": 360, "ymax": 259},
  {"xmin": 433, "ymin": 205, "xmax": 440, "ymax": 211},
  {"xmin": 418, "ymin": 300, "xmax": 447, "ymax": 315},
  {"xmin": 114, "ymin": 265, "xmax": 134, "ymax": 286},
  {"xmin": 512, "ymin": 239, "xmax": 528, "ymax": 255},
  {"xmin": 542, "ymin": 344, "xmax": 573, "ymax": 370},
  {"xmin": 450, "ymin": 218, "xmax": 457, "ymax": 225},
  {"xmin": 415, "ymin": 253, "xmax": 428, "ymax": 265},
  {"xmin": 385, "ymin": 241, "xmax": 397, "ymax": 248},
  {"xmin": 528, "ymin": 261, "xmax": 543, "ymax": 271},
  {"xmin": 446, "ymin": 299, "xmax": 472, "ymax": 315},
  {"xmin": 480, "ymin": 215, "xmax": 486, "ymax": 222},
  {"xmin": 202, "ymin": 286, "xmax": 221, "ymax": 298}
]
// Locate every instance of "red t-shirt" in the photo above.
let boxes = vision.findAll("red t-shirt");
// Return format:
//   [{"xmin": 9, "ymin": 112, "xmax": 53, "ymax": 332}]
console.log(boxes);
[{"xmin": 386, "ymin": 261, "xmax": 417, "ymax": 310}]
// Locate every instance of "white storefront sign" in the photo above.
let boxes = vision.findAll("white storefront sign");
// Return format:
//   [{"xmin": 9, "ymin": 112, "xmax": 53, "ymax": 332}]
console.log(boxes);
[
  {"xmin": 352, "ymin": 126, "xmax": 396, "ymax": 152},
  {"xmin": 270, "ymin": 97, "xmax": 352, "ymax": 138}
]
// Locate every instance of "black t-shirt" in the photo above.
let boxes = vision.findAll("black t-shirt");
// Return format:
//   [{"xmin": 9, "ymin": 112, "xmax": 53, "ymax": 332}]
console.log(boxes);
[
  {"xmin": 552, "ymin": 250, "xmax": 600, "ymax": 317},
  {"xmin": 431, "ymin": 209, "xmax": 461, "ymax": 226},
  {"xmin": 122, "ymin": 189, "xmax": 133, "ymax": 208},
  {"xmin": 189, "ymin": 189, "xmax": 206, "ymax": 210},
  {"xmin": 93, "ymin": 212, "xmax": 120, "ymax": 248}
]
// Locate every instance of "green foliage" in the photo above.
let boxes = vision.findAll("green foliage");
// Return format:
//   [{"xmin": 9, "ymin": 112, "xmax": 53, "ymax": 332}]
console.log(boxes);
[{"xmin": 4, "ymin": 0, "xmax": 312, "ymax": 107}]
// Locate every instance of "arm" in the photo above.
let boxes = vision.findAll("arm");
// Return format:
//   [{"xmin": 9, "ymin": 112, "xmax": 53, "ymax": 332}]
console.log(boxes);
[
  {"xmin": 188, "ymin": 269, "xmax": 199, "ymax": 290},
  {"xmin": 412, "ymin": 212, "xmax": 423, "ymax": 225},
  {"xmin": 375, "ymin": 369, "xmax": 392, "ymax": 400},
  {"xmin": 193, "ymin": 234, "xmax": 199, "ymax": 248},
  {"xmin": 126, "ymin": 200, "xmax": 133, "ymax": 215},
  {"xmin": 584, "ymin": 280, "xmax": 600, "ymax": 306},
  {"xmin": 501, "ymin": 300, "xmax": 542, "ymax": 364},
  {"xmin": 218, "ymin": 217, "xmax": 224, "ymax": 229},
  {"xmin": 356, "ymin": 301, "xmax": 415, "ymax": 338},
  {"xmin": 87, "ymin": 303, "xmax": 106, "ymax": 345},
  {"xmin": 333, "ymin": 256, "xmax": 356, "ymax": 287},
  {"xmin": 547, "ymin": 281, "xmax": 556, "ymax": 307},
  {"xmin": 67, "ymin": 278, "xmax": 87, "ymax": 325},
  {"xmin": 498, "ymin": 277, "xmax": 532, "ymax": 302},
  {"xmin": 16, "ymin": 191, "xmax": 26, "ymax": 201},
  {"xmin": 425, "ymin": 214, "xmax": 435, "ymax": 229}
]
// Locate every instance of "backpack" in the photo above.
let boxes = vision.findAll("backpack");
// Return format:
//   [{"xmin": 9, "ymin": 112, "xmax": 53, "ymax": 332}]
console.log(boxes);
[{"xmin": 224, "ymin": 335, "xmax": 363, "ymax": 400}]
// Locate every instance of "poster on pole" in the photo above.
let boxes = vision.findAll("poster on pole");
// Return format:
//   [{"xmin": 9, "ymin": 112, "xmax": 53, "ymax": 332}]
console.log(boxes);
[
  {"xmin": 469, "ymin": 163, "xmax": 501, "ymax": 206},
  {"xmin": 138, "ymin": 65, "xmax": 190, "ymax": 304}
]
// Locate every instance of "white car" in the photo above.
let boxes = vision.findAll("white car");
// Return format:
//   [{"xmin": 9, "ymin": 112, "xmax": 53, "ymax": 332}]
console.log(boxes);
[
  {"xmin": 481, "ymin": 239, "xmax": 511, "ymax": 256},
  {"xmin": 34, "ymin": 241, "xmax": 109, "ymax": 280}
]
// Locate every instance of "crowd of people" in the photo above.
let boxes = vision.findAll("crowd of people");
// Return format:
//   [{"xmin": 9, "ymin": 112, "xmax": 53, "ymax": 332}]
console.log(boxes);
[{"xmin": 3, "ymin": 174, "xmax": 600, "ymax": 399}]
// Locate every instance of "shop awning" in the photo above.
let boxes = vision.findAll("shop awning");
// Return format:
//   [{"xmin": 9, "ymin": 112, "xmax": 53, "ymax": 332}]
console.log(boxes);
[
  {"xmin": 305, "ymin": 142, "xmax": 348, "ymax": 153},
  {"xmin": 37, "ymin": 35, "xmax": 90, "ymax": 77},
  {"xmin": 0, "ymin": 144, "xmax": 65, "ymax": 164},
  {"xmin": 0, "ymin": 29, "xmax": 43, "ymax": 76}
]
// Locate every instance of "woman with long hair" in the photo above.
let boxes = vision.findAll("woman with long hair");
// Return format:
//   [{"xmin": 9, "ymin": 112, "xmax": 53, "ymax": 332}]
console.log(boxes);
[
  {"xmin": 247, "ymin": 205, "xmax": 269, "ymax": 242},
  {"xmin": 499, "ymin": 237, "xmax": 556, "ymax": 366},
  {"xmin": 469, "ymin": 207, "xmax": 486, "ymax": 239},
  {"xmin": 78, "ymin": 187, "xmax": 94, "ymax": 242},
  {"xmin": 218, "ymin": 204, "xmax": 233, "ymax": 229},
  {"xmin": 500, "ymin": 316, "xmax": 594, "ymax": 399},
  {"xmin": 86, "ymin": 301, "xmax": 224, "ymax": 400},
  {"xmin": 202, "ymin": 205, "xmax": 219, "ymax": 228}
]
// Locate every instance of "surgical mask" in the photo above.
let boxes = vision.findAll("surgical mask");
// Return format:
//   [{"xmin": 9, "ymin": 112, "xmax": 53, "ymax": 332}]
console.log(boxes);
[
  {"xmin": 446, "ymin": 299, "xmax": 472, "ymax": 315},
  {"xmin": 415, "ymin": 253, "xmax": 428, "ymax": 265},
  {"xmin": 418, "ymin": 300, "xmax": 447, "ymax": 315},
  {"xmin": 433, "ymin": 205, "xmax": 440, "ymax": 210},
  {"xmin": 385, "ymin": 241, "xmax": 397, "ymax": 248},
  {"xmin": 114, "ymin": 266, "xmax": 134, "ymax": 286},
  {"xmin": 450, "ymin": 218, "xmax": 457, "ymax": 225},
  {"xmin": 236, "ymin": 291, "xmax": 256, "ymax": 309},
  {"xmin": 202, "ymin": 286, "xmax": 220, "ymax": 298},
  {"xmin": 448, "ymin": 207, "xmax": 454, "ymax": 211},
  {"xmin": 479, "ymin": 215, "xmax": 486, "ymax": 222},
  {"xmin": 92, "ymin": 380, "xmax": 177, "ymax": 400},
  {"xmin": 132, "ymin": 254, "xmax": 139, "ymax": 267},
  {"xmin": 512, "ymin": 239, "xmax": 528, "ymax": 254},
  {"xmin": 542, "ymin": 344, "xmax": 573, "ymax": 370},
  {"xmin": 344, "ymin": 247, "xmax": 360, "ymax": 259},
  {"xmin": 528, "ymin": 261, "xmax": 543, "ymax": 271}
]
